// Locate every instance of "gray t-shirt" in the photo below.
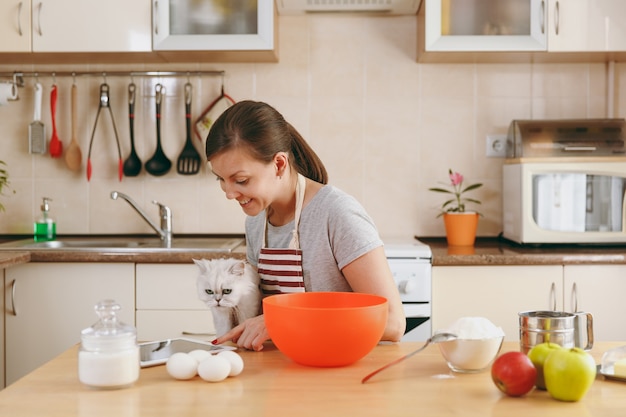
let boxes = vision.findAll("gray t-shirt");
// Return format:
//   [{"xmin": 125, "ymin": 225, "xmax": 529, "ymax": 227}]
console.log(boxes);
[{"xmin": 245, "ymin": 185, "xmax": 383, "ymax": 292}]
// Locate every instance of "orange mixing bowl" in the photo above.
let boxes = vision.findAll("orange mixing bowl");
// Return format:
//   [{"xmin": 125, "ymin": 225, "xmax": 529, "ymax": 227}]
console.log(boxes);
[{"xmin": 263, "ymin": 292, "xmax": 388, "ymax": 367}]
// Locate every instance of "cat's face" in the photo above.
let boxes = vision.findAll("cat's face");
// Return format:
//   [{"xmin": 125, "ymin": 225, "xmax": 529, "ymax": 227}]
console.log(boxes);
[{"xmin": 195, "ymin": 258, "xmax": 248, "ymax": 309}]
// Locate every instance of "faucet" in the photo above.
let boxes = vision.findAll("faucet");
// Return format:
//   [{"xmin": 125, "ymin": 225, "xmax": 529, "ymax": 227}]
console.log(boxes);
[{"xmin": 110, "ymin": 191, "xmax": 172, "ymax": 243}]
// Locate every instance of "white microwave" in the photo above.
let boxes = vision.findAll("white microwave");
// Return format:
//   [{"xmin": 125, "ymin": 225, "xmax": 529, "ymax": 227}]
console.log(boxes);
[{"xmin": 502, "ymin": 159, "xmax": 626, "ymax": 244}]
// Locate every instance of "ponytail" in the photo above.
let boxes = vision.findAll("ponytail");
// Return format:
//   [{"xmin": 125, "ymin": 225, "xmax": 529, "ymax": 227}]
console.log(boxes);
[{"xmin": 287, "ymin": 123, "xmax": 328, "ymax": 184}]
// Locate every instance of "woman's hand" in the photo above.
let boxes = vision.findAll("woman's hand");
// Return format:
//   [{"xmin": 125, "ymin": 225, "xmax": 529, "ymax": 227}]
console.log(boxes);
[{"xmin": 212, "ymin": 315, "xmax": 269, "ymax": 351}]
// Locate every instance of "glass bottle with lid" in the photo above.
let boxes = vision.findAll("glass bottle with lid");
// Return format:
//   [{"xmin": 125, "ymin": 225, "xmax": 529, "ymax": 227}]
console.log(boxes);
[{"xmin": 78, "ymin": 299, "xmax": 139, "ymax": 389}]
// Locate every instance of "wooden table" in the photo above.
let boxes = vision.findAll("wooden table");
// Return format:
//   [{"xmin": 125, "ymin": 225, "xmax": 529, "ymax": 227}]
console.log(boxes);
[{"xmin": 1, "ymin": 341, "xmax": 625, "ymax": 416}]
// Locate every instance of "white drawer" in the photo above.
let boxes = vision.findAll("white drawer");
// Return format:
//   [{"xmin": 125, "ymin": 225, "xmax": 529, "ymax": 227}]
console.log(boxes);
[
  {"xmin": 136, "ymin": 263, "xmax": 206, "ymax": 310},
  {"xmin": 136, "ymin": 310, "xmax": 215, "ymax": 342}
]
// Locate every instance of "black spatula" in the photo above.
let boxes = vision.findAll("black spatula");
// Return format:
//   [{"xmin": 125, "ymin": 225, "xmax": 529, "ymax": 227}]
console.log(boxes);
[{"xmin": 176, "ymin": 82, "xmax": 201, "ymax": 175}]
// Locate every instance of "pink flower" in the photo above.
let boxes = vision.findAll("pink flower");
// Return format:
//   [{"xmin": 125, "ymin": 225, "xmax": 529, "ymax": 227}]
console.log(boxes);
[
  {"xmin": 429, "ymin": 169, "xmax": 483, "ymax": 217},
  {"xmin": 449, "ymin": 171, "xmax": 463, "ymax": 186}
]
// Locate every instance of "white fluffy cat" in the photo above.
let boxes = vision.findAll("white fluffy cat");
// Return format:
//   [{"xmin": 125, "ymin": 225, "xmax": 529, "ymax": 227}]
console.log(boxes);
[{"xmin": 194, "ymin": 258, "xmax": 262, "ymax": 338}]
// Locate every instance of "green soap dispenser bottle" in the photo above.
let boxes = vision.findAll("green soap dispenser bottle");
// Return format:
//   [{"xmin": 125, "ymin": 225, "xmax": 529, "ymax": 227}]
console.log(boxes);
[{"xmin": 34, "ymin": 197, "xmax": 56, "ymax": 241}]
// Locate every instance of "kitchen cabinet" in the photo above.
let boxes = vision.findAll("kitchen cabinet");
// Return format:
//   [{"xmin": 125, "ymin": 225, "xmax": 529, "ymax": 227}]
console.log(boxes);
[
  {"xmin": 32, "ymin": 0, "xmax": 151, "ymax": 52},
  {"xmin": 564, "ymin": 265, "xmax": 626, "ymax": 341},
  {"xmin": 3, "ymin": 263, "xmax": 134, "ymax": 388},
  {"xmin": 152, "ymin": 0, "xmax": 276, "ymax": 58},
  {"xmin": 0, "ymin": 269, "xmax": 4, "ymax": 390},
  {"xmin": 419, "ymin": 0, "xmax": 626, "ymax": 59},
  {"xmin": 432, "ymin": 265, "xmax": 564, "ymax": 341},
  {"xmin": 0, "ymin": 1, "xmax": 31, "ymax": 52},
  {"xmin": 422, "ymin": 0, "xmax": 547, "ymax": 52},
  {"xmin": 0, "ymin": 0, "xmax": 276, "ymax": 62},
  {"xmin": 136, "ymin": 263, "xmax": 215, "ymax": 342},
  {"xmin": 0, "ymin": 0, "xmax": 151, "ymax": 53},
  {"xmin": 546, "ymin": 0, "xmax": 626, "ymax": 52}
]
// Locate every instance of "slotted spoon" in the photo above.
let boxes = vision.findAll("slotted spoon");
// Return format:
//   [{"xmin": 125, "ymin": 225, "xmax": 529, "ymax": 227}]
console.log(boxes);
[{"xmin": 176, "ymin": 82, "xmax": 201, "ymax": 175}]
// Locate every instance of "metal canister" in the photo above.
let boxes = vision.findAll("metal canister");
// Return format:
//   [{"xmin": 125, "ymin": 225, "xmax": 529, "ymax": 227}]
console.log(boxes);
[{"xmin": 518, "ymin": 310, "xmax": 575, "ymax": 354}]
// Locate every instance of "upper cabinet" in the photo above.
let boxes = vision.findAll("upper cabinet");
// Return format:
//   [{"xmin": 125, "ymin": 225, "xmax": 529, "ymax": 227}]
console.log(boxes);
[
  {"xmin": 547, "ymin": 0, "xmax": 626, "ymax": 52},
  {"xmin": 0, "ymin": 0, "xmax": 151, "ymax": 53},
  {"xmin": 153, "ymin": 0, "xmax": 275, "ymax": 52},
  {"xmin": 418, "ymin": 0, "xmax": 626, "ymax": 61},
  {"xmin": 34, "ymin": 0, "xmax": 152, "ymax": 52},
  {"xmin": 0, "ymin": 1, "xmax": 31, "ymax": 52},
  {"xmin": 423, "ymin": 0, "xmax": 546, "ymax": 52},
  {"xmin": 0, "ymin": 0, "xmax": 277, "ymax": 63}
]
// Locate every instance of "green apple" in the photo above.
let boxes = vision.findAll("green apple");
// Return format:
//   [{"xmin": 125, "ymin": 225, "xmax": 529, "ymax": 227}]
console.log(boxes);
[
  {"xmin": 544, "ymin": 347, "xmax": 597, "ymax": 402},
  {"xmin": 527, "ymin": 342, "xmax": 563, "ymax": 390}
]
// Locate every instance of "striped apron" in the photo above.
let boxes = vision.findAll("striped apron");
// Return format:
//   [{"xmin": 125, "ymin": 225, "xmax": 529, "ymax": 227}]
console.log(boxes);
[{"xmin": 258, "ymin": 174, "xmax": 306, "ymax": 294}]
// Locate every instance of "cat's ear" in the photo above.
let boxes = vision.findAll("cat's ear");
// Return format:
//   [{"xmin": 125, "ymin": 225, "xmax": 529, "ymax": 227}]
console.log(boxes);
[
  {"xmin": 229, "ymin": 261, "xmax": 246, "ymax": 276},
  {"xmin": 193, "ymin": 258, "xmax": 208, "ymax": 273}
]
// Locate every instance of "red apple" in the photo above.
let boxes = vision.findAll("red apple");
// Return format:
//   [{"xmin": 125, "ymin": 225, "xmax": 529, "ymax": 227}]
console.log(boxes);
[{"xmin": 491, "ymin": 351, "xmax": 537, "ymax": 397}]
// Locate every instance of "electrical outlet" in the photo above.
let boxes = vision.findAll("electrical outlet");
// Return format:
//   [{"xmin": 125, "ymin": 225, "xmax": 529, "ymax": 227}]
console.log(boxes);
[{"xmin": 486, "ymin": 134, "xmax": 507, "ymax": 158}]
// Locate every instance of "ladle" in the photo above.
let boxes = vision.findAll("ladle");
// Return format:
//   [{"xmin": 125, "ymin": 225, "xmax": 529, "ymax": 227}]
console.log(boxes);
[
  {"xmin": 123, "ymin": 83, "xmax": 142, "ymax": 176},
  {"xmin": 361, "ymin": 332, "xmax": 457, "ymax": 383},
  {"xmin": 145, "ymin": 84, "xmax": 172, "ymax": 176}
]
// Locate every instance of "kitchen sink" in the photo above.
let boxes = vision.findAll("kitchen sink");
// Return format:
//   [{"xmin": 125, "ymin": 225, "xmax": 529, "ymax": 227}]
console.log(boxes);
[{"xmin": 0, "ymin": 236, "xmax": 245, "ymax": 253}]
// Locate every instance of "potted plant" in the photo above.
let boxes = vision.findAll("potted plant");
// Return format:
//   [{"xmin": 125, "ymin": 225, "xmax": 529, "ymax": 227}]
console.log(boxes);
[
  {"xmin": 0, "ymin": 160, "xmax": 13, "ymax": 212},
  {"xmin": 429, "ymin": 169, "xmax": 483, "ymax": 246}
]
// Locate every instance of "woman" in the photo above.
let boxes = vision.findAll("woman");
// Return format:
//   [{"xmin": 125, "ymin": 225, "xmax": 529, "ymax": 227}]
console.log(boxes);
[{"xmin": 206, "ymin": 100, "xmax": 405, "ymax": 351}]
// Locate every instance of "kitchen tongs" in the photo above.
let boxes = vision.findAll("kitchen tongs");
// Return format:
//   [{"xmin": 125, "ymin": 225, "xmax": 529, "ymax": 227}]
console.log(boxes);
[{"xmin": 87, "ymin": 83, "xmax": 123, "ymax": 181}]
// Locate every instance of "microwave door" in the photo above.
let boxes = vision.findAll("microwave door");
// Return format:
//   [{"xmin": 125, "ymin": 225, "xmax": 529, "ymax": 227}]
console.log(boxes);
[{"xmin": 533, "ymin": 174, "xmax": 586, "ymax": 232}]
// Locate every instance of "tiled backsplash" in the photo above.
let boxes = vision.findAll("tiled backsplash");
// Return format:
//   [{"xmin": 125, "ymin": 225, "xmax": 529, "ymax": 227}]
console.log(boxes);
[{"xmin": 0, "ymin": 15, "xmax": 624, "ymax": 241}]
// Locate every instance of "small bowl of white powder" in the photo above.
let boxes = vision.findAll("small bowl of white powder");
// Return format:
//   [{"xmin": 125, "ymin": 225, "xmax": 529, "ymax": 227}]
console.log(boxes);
[{"xmin": 436, "ymin": 317, "xmax": 505, "ymax": 373}]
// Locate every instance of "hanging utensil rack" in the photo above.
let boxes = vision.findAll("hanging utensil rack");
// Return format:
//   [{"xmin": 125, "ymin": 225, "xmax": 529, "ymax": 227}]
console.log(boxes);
[{"xmin": 0, "ymin": 70, "xmax": 226, "ymax": 91}]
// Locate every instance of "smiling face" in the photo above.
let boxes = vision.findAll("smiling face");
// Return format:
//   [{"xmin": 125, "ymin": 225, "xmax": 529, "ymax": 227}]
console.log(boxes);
[{"xmin": 210, "ymin": 146, "xmax": 288, "ymax": 217}]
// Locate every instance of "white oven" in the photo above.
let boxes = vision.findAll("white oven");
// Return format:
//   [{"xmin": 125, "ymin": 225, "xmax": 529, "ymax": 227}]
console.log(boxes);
[{"xmin": 384, "ymin": 240, "xmax": 432, "ymax": 342}]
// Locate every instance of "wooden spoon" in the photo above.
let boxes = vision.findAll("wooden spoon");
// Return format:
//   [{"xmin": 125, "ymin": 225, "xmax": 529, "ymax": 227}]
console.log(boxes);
[{"xmin": 65, "ymin": 83, "xmax": 82, "ymax": 171}]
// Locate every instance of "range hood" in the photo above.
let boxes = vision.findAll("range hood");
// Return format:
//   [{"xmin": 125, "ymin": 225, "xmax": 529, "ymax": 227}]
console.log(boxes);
[{"xmin": 276, "ymin": 0, "xmax": 421, "ymax": 15}]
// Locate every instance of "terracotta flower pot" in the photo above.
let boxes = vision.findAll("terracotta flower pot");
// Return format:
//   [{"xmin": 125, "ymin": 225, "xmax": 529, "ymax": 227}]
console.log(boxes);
[{"xmin": 443, "ymin": 212, "xmax": 479, "ymax": 246}]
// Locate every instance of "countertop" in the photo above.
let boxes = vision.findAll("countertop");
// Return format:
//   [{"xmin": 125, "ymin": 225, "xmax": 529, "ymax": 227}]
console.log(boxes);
[
  {"xmin": 2, "ymin": 235, "xmax": 626, "ymax": 266},
  {"xmin": 0, "ymin": 252, "xmax": 30, "ymax": 268},
  {"xmin": 419, "ymin": 237, "xmax": 626, "ymax": 266},
  {"xmin": 1, "ymin": 341, "xmax": 624, "ymax": 416},
  {"xmin": 23, "ymin": 249, "xmax": 246, "ymax": 263},
  {"xmin": 0, "ymin": 235, "xmax": 246, "ymax": 264}
]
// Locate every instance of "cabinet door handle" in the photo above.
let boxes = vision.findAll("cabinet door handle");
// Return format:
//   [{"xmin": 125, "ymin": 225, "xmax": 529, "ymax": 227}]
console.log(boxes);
[
  {"xmin": 36, "ymin": 2, "xmax": 43, "ymax": 36},
  {"xmin": 554, "ymin": 1, "xmax": 560, "ymax": 35},
  {"xmin": 549, "ymin": 282, "xmax": 556, "ymax": 310},
  {"xmin": 571, "ymin": 282, "xmax": 578, "ymax": 312},
  {"xmin": 10, "ymin": 279, "xmax": 17, "ymax": 316},
  {"xmin": 17, "ymin": 1, "xmax": 23, "ymax": 36},
  {"xmin": 154, "ymin": 0, "xmax": 159, "ymax": 35},
  {"xmin": 539, "ymin": 0, "xmax": 546, "ymax": 34}
]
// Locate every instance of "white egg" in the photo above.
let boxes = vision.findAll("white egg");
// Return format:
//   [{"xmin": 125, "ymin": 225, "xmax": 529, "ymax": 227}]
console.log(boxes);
[
  {"xmin": 166, "ymin": 352, "xmax": 198, "ymax": 380},
  {"xmin": 218, "ymin": 350, "xmax": 244, "ymax": 377},
  {"xmin": 188, "ymin": 349, "xmax": 212, "ymax": 363},
  {"xmin": 197, "ymin": 355, "xmax": 231, "ymax": 382}
]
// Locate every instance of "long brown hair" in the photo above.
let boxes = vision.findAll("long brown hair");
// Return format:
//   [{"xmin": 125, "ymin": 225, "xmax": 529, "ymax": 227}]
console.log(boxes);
[{"xmin": 205, "ymin": 100, "xmax": 328, "ymax": 184}]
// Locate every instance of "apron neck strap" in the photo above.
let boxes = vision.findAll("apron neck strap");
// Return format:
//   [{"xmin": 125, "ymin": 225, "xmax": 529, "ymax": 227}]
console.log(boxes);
[{"xmin": 262, "ymin": 173, "xmax": 307, "ymax": 249}]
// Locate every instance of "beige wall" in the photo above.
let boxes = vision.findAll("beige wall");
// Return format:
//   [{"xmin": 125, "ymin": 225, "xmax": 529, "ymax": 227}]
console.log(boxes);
[{"xmin": 0, "ymin": 15, "xmax": 624, "ymax": 241}]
